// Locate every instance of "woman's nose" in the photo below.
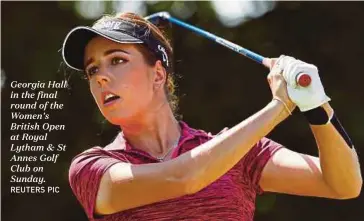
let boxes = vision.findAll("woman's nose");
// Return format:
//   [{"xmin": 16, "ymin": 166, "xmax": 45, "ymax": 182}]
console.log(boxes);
[{"xmin": 95, "ymin": 71, "xmax": 111, "ymax": 87}]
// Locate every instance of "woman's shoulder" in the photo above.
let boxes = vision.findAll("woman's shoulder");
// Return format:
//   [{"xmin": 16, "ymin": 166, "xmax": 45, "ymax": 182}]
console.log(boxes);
[
  {"xmin": 179, "ymin": 121, "xmax": 214, "ymax": 138},
  {"xmin": 71, "ymin": 133, "xmax": 126, "ymax": 161},
  {"xmin": 69, "ymin": 133, "xmax": 129, "ymax": 178}
]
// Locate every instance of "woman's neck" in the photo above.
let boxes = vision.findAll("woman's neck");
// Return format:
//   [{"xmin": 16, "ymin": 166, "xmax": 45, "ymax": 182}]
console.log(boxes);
[{"xmin": 120, "ymin": 103, "xmax": 181, "ymax": 158}]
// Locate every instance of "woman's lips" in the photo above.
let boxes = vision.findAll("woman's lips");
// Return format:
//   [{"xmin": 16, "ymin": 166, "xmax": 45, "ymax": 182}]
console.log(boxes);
[
  {"xmin": 102, "ymin": 91, "xmax": 121, "ymax": 106},
  {"xmin": 104, "ymin": 98, "xmax": 120, "ymax": 107}
]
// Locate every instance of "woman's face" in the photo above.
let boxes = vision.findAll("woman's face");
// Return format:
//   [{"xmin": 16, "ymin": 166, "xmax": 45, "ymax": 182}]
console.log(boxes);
[{"xmin": 84, "ymin": 36, "xmax": 163, "ymax": 124}]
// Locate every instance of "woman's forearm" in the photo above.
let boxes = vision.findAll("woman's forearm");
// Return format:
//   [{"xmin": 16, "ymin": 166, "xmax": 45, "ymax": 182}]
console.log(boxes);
[
  {"xmin": 310, "ymin": 104, "xmax": 362, "ymax": 198},
  {"xmin": 168, "ymin": 100, "xmax": 289, "ymax": 193}
]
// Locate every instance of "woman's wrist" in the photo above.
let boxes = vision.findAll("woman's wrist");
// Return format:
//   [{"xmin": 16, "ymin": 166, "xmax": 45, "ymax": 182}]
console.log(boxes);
[
  {"xmin": 303, "ymin": 102, "xmax": 334, "ymax": 125},
  {"xmin": 268, "ymin": 99, "xmax": 293, "ymax": 124}
]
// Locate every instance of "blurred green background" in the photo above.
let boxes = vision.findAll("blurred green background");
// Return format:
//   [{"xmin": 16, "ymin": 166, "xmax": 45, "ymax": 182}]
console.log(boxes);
[{"xmin": 1, "ymin": 1, "xmax": 364, "ymax": 221}]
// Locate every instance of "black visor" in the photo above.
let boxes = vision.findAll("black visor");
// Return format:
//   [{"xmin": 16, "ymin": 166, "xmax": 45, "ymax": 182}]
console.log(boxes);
[{"xmin": 62, "ymin": 17, "xmax": 170, "ymax": 72}]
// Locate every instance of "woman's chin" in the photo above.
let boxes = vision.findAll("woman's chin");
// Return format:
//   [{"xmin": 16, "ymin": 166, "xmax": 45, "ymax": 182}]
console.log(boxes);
[{"xmin": 103, "ymin": 110, "xmax": 134, "ymax": 125}]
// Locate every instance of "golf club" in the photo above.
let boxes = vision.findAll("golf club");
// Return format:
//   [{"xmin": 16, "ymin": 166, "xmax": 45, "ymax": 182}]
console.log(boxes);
[{"xmin": 145, "ymin": 11, "xmax": 312, "ymax": 87}]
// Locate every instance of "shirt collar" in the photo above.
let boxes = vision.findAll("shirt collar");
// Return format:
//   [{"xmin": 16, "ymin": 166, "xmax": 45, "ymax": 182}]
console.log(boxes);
[{"xmin": 108, "ymin": 121, "xmax": 208, "ymax": 154}]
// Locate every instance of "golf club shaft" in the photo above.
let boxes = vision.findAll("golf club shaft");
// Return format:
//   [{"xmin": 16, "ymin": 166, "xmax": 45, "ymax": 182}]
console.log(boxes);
[{"xmin": 145, "ymin": 12, "xmax": 311, "ymax": 87}]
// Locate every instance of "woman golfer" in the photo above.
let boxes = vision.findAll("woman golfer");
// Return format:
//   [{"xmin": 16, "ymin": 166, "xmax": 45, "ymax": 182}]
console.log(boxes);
[{"xmin": 62, "ymin": 12, "xmax": 362, "ymax": 221}]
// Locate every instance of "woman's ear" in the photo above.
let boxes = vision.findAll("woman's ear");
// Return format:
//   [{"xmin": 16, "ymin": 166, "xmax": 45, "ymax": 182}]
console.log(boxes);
[{"xmin": 153, "ymin": 60, "xmax": 167, "ymax": 90}]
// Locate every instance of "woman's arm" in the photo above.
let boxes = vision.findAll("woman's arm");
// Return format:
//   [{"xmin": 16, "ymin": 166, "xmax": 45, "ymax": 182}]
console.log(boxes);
[
  {"xmin": 259, "ymin": 104, "xmax": 362, "ymax": 199},
  {"xmin": 96, "ymin": 99, "xmax": 292, "ymax": 215},
  {"xmin": 310, "ymin": 104, "xmax": 362, "ymax": 198},
  {"xmin": 259, "ymin": 56, "xmax": 362, "ymax": 199}
]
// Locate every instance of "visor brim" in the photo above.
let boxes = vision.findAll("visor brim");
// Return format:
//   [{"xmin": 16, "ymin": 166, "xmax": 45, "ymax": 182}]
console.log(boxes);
[{"xmin": 62, "ymin": 26, "xmax": 143, "ymax": 71}]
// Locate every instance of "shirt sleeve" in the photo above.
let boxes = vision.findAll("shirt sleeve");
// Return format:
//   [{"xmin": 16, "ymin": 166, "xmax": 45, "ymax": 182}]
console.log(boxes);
[
  {"xmin": 68, "ymin": 147, "xmax": 122, "ymax": 220},
  {"xmin": 241, "ymin": 137, "xmax": 283, "ymax": 195}
]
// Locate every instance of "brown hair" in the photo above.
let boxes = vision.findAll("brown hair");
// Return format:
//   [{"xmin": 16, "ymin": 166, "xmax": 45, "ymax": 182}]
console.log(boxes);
[{"xmin": 95, "ymin": 12, "xmax": 179, "ymax": 115}]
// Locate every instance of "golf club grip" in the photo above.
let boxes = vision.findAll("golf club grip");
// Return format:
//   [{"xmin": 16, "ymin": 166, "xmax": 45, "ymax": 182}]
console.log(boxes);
[
  {"xmin": 263, "ymin": 58, "xmax": 312, "ymax": 87},
  {"xmin": 146, "ymin": 12, "xmax": 311, "ymax": 87}
]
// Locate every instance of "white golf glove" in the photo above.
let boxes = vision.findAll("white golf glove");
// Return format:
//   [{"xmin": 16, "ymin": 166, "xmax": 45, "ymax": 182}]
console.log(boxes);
[{"xmin": 276, "ymin": 55, "xmax": 331, "ymax": 112}]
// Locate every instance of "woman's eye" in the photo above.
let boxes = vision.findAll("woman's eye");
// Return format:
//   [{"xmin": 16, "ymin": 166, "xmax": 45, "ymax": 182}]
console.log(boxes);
[
  {"xmin": 86, "ymin": 66, "xmax": 98, "ymax": 77},
  {"xmin": 111, "ymin": 57, "xmax": 125, "ymax": 65}
]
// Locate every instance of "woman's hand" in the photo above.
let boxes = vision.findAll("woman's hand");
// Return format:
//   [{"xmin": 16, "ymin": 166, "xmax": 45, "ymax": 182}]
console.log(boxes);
[
  {"xmin": 271, "ymin": 55, "xmax": 331, "ymax": 112},
  {"xmin": 266, "ymin": 57, "xmax": 296, "ymax": 117}
]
